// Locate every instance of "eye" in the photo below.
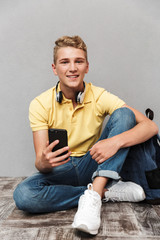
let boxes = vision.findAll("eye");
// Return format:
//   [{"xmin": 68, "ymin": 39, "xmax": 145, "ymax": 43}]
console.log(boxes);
[
  {"xmin": 61, "ymin": 61, "xmax": 69, "ymax": 64},
  {"xmin": 76, "ymin": 60, "xmax": 84, "ymax": 64}
]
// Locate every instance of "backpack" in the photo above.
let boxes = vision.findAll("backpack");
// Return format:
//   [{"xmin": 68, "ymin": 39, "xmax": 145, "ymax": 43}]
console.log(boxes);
[{"xmin": 120, "ymin": 109, "xmax": 160, "ymax": 204}]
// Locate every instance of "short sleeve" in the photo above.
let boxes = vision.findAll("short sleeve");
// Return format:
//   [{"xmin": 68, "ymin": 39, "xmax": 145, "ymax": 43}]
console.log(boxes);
[
  {"xmin": 29, "ymin": 98, "xmax": 49, "ymax": 131},
  {"xmin": 96, "ymin": 91, "xmax": 125, "ymax": 116}
]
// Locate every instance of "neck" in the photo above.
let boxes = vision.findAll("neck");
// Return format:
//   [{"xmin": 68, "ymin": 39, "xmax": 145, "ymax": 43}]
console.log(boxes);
[{"xmin": 60, "ymin": 81, "xmax": 84, "ymax": 98}]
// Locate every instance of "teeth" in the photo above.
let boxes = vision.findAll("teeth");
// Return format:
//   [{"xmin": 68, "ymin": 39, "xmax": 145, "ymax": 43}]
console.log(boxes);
[{"xmin": 67, "ymin": 75, "xmax": 78, "ymax": 78}]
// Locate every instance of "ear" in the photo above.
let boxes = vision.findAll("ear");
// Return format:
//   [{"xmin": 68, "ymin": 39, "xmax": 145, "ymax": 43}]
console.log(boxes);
[
  {"xmin": 52, "ymin": 64, "xmax": 58, "ymax": 75},
  {"xmin": 85, "ymin": 62, "xmax": 89, "ymax": 74}
]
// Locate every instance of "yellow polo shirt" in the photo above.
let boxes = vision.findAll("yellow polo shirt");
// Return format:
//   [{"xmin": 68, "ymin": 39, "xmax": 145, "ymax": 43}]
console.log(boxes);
[{"xmin": 29, "ymin": 82, "xmax": 125, "ymax": 156}]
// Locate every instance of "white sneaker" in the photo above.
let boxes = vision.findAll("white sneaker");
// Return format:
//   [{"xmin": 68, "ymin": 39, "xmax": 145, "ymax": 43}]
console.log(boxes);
[
  {"xmin": 72, "ymin": 183, "xmax": 102, "ymax": 235},
  {"xmin": 103, "ymin": 180, "xmax": 146, "ymax": 202}
]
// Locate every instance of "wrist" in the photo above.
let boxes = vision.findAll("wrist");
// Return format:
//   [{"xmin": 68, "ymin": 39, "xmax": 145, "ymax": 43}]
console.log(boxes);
[
  {"xmin": 112, "ymin": 134, "xmax": 125, "ymax": 149},
  {"xmin": 35, "ymin": 157, "xmax": 52, "ymax": 173}
]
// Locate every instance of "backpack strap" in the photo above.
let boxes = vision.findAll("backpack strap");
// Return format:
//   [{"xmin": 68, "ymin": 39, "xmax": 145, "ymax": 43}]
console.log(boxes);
[{"xmin": 145, "ymin": 108, "xmax": 154, "ymax": 120}]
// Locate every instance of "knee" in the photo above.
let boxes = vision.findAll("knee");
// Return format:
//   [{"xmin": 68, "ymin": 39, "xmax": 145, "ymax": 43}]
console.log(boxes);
[
  {"xmin": 13, "ymin": 182, "xmax": 36, "ymax": 213},
  {"xmin": 110, "ymin": 107, "xmax": 136, "ymax": 131}
]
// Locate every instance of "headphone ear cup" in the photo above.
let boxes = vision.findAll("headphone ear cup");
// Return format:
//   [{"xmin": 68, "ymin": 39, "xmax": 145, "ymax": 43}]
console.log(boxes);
[
  {"xmin": 76, "ymin": 82, "xmax": 86, "ymax": 103},
  {"xmin": 76, "ymin": 91, "xmax": 85, "ymax": 103},
  {"xmin": 56, "ymin": 91, "xmax": 63, "ymax": 103}
]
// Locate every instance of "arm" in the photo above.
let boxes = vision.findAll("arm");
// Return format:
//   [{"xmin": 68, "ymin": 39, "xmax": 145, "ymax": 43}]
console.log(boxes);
[
  {"xmin": 117, "ymin": 104, "xmax": 158, "ymax": 147},
  {"xmin": 33, "ymin": 129, "xmax": 71, "ymax": 173},
  {"xmin": 90, "ymin": 104, "xmax": 159, "ymax": 163}
]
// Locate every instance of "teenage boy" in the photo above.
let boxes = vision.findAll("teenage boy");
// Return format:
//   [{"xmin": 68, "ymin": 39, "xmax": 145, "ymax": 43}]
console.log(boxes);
[{"xmin": 13, "ymin": 35, "xmax": 158, "ymax": 235}]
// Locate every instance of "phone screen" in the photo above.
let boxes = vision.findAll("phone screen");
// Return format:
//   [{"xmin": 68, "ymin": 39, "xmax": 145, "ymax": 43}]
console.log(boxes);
[{"xmin": 48, "ymin": 129, "xmax": 68, "ymax": 156}]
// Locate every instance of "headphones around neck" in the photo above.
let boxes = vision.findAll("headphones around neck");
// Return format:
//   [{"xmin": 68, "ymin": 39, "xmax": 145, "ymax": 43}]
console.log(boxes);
[{"xmin": 55, "ymin": 81, "xmax": 86, "ymax": 104}]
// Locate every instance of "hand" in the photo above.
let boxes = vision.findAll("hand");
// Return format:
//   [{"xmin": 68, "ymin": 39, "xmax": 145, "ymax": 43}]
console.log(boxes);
[
  {"xmin": 41, "ymin": 140, "xmax": 71, "ymax": 169},
  {"xmin": 89, "ymin": 137, "xmax": 120, "ymax": 164}
]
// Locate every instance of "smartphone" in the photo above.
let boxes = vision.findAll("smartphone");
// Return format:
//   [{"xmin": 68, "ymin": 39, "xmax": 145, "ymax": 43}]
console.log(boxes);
[{"xmin": 48, "ymin": 128, "xmax": 68, "ymax": 157}]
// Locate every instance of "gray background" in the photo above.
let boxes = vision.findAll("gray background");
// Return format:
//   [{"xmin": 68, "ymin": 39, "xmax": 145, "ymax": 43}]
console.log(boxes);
[{"xmin": 0, "ymin": 0, "xmax": 160, "ymax": 177}]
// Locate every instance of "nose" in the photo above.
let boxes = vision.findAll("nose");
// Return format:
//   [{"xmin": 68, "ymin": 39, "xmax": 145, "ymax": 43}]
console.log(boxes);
[{"xmin": 69, "ymin": 62, "xmax": 77, "ymax": 72}]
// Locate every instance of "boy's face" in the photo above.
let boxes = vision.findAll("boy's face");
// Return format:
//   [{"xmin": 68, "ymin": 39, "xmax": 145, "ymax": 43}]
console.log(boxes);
[{"xmin": 52, "ymin": 47, "xmax": 89, "ymax": 91}]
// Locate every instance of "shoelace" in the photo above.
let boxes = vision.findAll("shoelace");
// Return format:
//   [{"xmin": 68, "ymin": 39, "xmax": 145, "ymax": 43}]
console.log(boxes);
[
  {"xmin": 103, "ymin": 187, "xmax": 130, "ymax": 202},
  {"xmin": 103, "ymin": 196, "xmax": 120, "ymax": 202},
  {"xmin": 78, "ymin": 189, "xmax": 100, "ymax": 216}
]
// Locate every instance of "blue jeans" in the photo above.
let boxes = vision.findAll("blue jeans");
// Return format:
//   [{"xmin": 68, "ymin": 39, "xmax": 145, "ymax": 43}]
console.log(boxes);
[
  {"xmin": 120, "ymin": 135, "xmax": 160, "ymax": 201},
  {"xmin": 13, "ymin": 108, "xmax": 137, "ymax": 213}
]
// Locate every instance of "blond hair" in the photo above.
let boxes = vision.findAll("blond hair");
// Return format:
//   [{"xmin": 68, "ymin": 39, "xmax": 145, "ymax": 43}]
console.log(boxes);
[{"xmin": 53, "ymin": 35, "xmax": 88, "ymax": 64}]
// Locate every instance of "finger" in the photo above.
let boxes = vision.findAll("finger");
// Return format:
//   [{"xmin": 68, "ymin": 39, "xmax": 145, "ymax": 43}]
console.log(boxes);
[
  {"xmin": 89, "ymin": 145, "xmax": 99, "ymax": 156},
  {"xmin": 52, "ymin": 146, "xmax": 70, "ymax": 158},
  {"xmin": 49, "ymin": 151, "xmax": 72, "ymax": 164},
  {"xmin": 46, "ymin": 146, "xmax": 70, "ymax": 162},
  {"xmin": 47, "ymin": 140, "xmax": 59, "ymax": 152},
  {"xmin": 89, "ymin": 142, "xmax": 99, "ymax": 151},
  {"xmin": 46, "ymin": 140, "xmax": 49, "ymax": 147},
  {"xmin": 98, "ymin": 159, "xmax": 105, "ymax": 164},
  {"xmin": 51, "ymin": 157, "xmax": 71, "ymax": 167},
  {"xmin": 94, "ymin": 156, "xmax": 102, "ymax": 163},
  {"xmin": 91, "ymin": 153, "xmax": 99, "ymax": 160},
  {"xmin": 89, "ymin": 148, "xmax": 95, "ymax": 156}
]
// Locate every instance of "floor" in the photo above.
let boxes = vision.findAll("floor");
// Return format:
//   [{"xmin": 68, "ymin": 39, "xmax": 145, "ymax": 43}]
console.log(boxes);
[{"xmin": 0, "ymin": 177, "xmax": 160, "ymax": 240}]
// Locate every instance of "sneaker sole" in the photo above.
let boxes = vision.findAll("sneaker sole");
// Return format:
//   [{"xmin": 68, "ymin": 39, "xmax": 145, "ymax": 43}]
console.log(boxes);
[{"xmin": 72, "ymin": 223, "xmax": 98, "ymax": 235}]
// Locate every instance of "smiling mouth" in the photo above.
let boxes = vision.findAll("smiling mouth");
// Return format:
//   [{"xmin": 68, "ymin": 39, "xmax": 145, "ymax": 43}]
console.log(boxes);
[{"xmin": 66, "ymin": 75, "xmax": 79, "ymax": 78}]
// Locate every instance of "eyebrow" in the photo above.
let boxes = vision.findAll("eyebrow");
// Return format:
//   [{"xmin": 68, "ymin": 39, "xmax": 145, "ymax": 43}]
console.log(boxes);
[{"xmin": 59, "ymin": 58, "xmax": 69, "ymax": 61}]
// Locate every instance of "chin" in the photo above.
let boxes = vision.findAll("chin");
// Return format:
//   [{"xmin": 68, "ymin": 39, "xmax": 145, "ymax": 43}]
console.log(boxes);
[{"xmin": 68, "ymin": 79, "xmax": 83, "ymax": 87}]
